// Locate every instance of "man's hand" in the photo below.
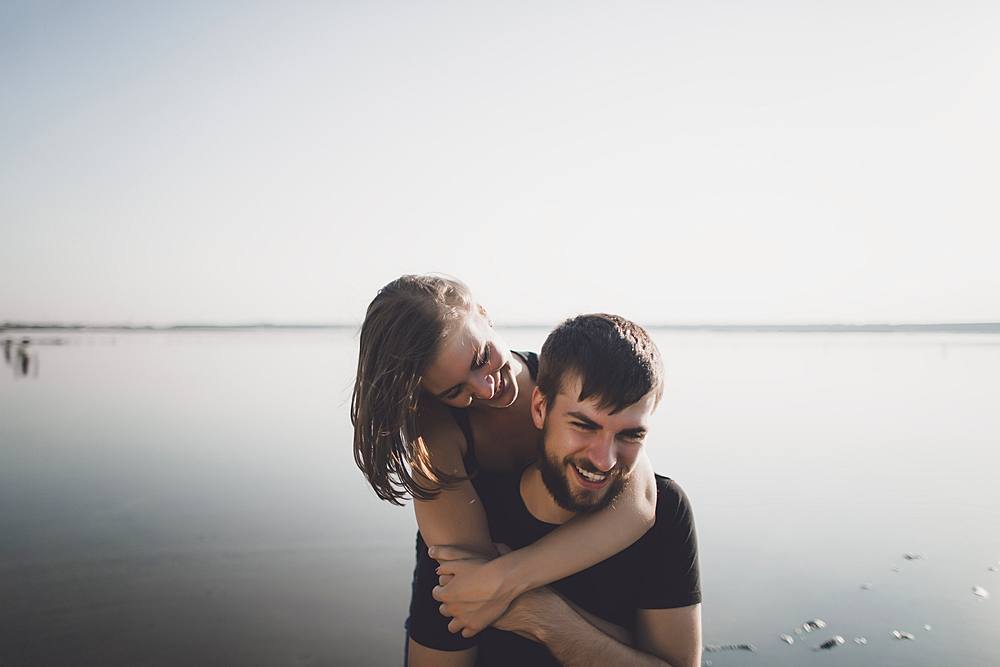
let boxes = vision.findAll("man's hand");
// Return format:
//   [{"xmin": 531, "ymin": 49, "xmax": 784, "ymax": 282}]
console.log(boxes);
[{"xmin": 430, "ymin": 544, "xmax": 517, "ymax": 638}]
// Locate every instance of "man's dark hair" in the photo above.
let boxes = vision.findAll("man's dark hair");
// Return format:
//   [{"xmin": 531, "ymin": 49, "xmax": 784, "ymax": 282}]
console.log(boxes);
[{"xmin": 537, "ymin": 313, "xmax": 664, "ymax": 414}]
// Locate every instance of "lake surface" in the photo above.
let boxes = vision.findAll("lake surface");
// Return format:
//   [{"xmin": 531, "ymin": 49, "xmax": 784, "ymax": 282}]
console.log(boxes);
[{"xmin": 2, "ymin": 328, "xmax": 998, "ymax": 666}]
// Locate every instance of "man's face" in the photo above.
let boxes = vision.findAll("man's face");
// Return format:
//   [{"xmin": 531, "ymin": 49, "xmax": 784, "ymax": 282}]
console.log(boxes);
[{"xmin": 531, "ymin": 375, "xmax": 656, "ymax": 514}]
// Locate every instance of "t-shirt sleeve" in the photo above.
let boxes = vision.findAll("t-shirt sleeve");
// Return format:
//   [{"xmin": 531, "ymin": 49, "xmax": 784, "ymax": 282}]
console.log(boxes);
[
  {"xmin": 406, "ymin": 532, "xmax": 481, "ymax": 651},
  {"xmin": 637, "ymin": 477, "xmax": 702, "ymax": 609}
]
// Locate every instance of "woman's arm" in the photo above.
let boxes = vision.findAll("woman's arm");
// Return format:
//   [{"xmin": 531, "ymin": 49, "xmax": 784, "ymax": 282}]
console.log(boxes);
[
  {"xmin": 430, "ymin": 451, "xmax": 657, "ymax": 636},
  {"xmin": 434, "ymin": 545, "xmax": 637, "ymax": 647},
  {"xmin": 411, "ymin": 404, "xmax": 499, "ymax": 562}
]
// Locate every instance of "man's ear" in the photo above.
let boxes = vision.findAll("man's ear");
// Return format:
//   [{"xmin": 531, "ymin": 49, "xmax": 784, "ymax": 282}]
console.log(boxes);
[{"xmin": 531, "ymin": 386, "xmax": 546, "ymax": 429}]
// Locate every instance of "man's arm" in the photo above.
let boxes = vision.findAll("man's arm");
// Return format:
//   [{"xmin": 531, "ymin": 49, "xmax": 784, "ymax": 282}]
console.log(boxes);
[
  {"xmin": 634, "ymin": 606, "xmax": 702, "ymax": 667},
  {"xmin": 493, "ymin": 588, "xmax": 702, "ymax": 667},
  {"xmin": 406, "ymin": 639, "xmax": 477, "ymax": 667}
]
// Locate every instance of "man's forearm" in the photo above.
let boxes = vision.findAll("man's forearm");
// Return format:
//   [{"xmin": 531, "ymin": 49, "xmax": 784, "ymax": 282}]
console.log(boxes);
[
  {"xmin": 534, "ymin": 607, "xmax": 673, "ymax": 666},
  {"xmin": 495, "ymin": 589, "xmax": 678, "ymax": 667}
]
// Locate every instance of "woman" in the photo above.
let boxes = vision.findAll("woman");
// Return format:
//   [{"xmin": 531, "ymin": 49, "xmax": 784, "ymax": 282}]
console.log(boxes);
[{"xmin": 352, "ymin": 274, "xmax": 656, "ymax": 647}]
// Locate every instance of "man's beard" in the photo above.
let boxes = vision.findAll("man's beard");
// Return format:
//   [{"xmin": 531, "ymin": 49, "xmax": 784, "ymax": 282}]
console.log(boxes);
[{"xmin": 536, "ymin": 424, "xmax": 628, "ymax": 515}]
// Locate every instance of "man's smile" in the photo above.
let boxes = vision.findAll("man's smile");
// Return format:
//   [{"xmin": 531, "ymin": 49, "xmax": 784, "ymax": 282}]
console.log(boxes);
[{"xmin": 574, "ymin": 464, "xmax": 608, "ymax": 485}]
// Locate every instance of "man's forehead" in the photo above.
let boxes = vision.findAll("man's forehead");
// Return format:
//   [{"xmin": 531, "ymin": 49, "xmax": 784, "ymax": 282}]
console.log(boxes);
[{"xmin": 551, "ymin": 374, "xmax": 655, "ymax": 421}]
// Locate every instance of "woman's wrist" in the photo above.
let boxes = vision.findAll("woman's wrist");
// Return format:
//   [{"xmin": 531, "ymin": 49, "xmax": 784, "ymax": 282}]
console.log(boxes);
[{"xmin": 491, "ymin": 548, "xmax": 534, "ymax": 602}]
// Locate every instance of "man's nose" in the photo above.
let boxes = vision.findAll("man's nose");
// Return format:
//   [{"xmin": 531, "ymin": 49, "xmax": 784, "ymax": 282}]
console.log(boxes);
[{"xmin": 587, "ymin": 434, "xmax": 618, "ymax": 472}]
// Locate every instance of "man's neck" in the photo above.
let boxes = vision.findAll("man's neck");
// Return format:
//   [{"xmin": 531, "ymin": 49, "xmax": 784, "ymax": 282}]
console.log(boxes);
[{"xmin": 519, "ymin": 464, "xmax": 577, "ymax": 525}]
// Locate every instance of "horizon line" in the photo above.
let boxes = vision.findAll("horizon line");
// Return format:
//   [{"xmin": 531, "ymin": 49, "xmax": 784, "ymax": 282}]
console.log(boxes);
[{"xmin": 3, "ymin": 321, "xmax": 1000, "ymax": 334}]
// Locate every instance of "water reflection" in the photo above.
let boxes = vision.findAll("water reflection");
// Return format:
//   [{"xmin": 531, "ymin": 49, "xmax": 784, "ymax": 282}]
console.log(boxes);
[
  {"xmin": 0, "ymin": 330, "xmax": 997, "ymax": 666},
  {"xmin": 3, "ymin": 337, "xmax": 36, "ymax": 378},
  {"xmin": 2, "ymin": 336, "xmax": 67, "ymax": 379}
]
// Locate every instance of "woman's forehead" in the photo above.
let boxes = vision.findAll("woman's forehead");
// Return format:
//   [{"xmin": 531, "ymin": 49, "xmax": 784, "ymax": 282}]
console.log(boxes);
[
  {"xmin": 440, "ymin": 324, "xmax": 481, "ymax": 357},
  {"xmin": 441, "ymin": 308, "xmax": 486, "ymax": 344},
  {"xmin": 431, "ymin": 317, "xmax": 485, "ymax": 370}
]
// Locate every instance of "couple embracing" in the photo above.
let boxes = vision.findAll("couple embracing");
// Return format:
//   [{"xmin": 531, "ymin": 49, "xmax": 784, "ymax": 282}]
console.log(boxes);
[{"xmin": 353, "ymin": 275, "xmax": 701, "ymax": 666}]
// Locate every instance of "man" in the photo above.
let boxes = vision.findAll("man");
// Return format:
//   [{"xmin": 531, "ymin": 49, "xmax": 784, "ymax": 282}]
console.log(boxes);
[{"xmin": 408, "ymin": 314, "xmax": 702, "ymax": 666}]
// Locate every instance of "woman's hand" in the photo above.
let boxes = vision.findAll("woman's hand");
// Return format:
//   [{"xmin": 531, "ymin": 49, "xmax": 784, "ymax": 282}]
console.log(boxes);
[{"xmin": 430, "ymin": 543, "xmax": 517, "ymax": 638}]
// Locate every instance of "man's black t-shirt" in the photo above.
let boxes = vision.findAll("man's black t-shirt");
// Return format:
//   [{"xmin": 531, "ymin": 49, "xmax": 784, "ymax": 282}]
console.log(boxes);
[{"xmin": 408, "ymin": 470, "xmax": 701, "ymax": 665}]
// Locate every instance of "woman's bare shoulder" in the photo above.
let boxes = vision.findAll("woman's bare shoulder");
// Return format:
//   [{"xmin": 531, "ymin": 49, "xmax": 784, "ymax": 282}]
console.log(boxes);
[{"xmin": 416, "ymin": 399, "xmax": 467, "ymax": 458}]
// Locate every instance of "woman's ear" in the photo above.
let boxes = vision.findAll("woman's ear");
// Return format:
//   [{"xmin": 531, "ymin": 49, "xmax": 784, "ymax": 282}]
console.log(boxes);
[{"xmin": 477, "ymin": 303, "xmax": 493, "ymax": 328}]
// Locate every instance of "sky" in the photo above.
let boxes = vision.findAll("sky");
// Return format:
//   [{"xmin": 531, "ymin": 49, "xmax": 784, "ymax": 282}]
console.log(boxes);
[{"xmin": 2, "ymin": 0, "xmax": 998, "ymax": 327}]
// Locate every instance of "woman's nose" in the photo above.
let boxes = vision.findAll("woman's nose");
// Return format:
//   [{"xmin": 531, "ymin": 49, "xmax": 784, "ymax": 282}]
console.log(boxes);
[{"xmin": 469, "ymin": 372, "xmax": 495, "ymax": 399}]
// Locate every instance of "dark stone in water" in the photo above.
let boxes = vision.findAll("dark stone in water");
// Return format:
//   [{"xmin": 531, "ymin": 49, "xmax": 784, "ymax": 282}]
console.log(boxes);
[
  {"xmin": 704, "ymin": 644, "xmax": 756, "ymax": 652},
  {"xmin": 814, "ymin": 636, "xmax": 845, "ymax": 650}
]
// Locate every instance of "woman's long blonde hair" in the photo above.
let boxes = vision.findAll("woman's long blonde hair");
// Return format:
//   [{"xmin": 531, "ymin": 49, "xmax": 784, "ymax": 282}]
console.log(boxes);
[{"xmin": 351, "ymin": 274, "xmax": 475, "ymax": 505}]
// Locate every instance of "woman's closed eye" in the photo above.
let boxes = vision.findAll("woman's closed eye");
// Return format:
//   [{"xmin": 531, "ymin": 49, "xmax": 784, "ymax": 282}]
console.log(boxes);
[{"xmin": 473, "ymin": 344, "xmax": 490, "ymax": 370}]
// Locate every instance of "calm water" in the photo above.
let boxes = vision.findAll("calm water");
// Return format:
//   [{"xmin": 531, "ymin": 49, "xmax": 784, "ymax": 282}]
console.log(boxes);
[{"xmin": 1, "ymin": 329, "xmax": 998, "ymax": 666}]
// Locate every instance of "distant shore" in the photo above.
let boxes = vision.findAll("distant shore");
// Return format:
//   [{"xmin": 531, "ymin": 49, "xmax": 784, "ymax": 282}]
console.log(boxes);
[{"xmin": 3, "ymin": 322, "xmax": 1000, "ymax": 334}]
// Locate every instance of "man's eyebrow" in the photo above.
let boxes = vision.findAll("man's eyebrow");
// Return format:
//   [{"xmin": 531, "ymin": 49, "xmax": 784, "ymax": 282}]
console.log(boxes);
[
  {"xmin": 566, "ymin": 411, "xmax": 601, "ymax": 428},
  {"xmin": 566, "ymin": 411, "xmax": 647, "ymax": 437}
]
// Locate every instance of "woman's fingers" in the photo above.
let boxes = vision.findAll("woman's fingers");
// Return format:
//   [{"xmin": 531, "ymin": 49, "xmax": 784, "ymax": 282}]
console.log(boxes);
[
  {"xmin": 434, "ymin": 558, "xmax": 466, "ymax": 578},
  {"xmin": 437, "ymin": 601, "xmax": 477, "ymax": 636},
  {"xmin": 428, "ymin": 545, "xmax": 484, "ymax": 562},
  {"xmin": 434, "ymin": 552, "xmax": 485, "ymax": 579}
]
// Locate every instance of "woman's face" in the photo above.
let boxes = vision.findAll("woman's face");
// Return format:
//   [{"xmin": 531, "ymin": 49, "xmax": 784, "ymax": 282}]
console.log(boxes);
[{"xmin": 420, "ymin": 306, "xmax": 518, "ymax": 409}]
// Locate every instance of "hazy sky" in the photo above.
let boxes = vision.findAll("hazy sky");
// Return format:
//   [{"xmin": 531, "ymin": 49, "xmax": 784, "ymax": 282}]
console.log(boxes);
[{"xmin": 2, "ymin": 1, "xmax": 998, "ymax": 326}]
